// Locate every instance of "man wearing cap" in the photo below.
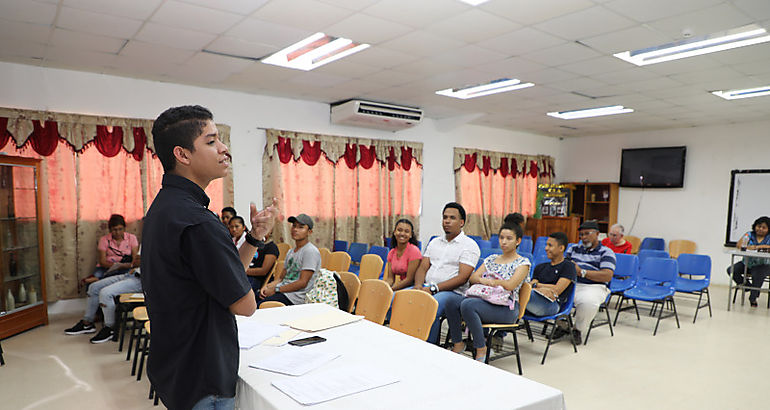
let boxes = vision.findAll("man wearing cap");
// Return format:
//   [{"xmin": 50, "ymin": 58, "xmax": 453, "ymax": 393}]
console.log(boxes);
[
  {"xmin": 259, "ymin": 213, "xmax": 321, "ymax": 307},
  {"xmin": 562, "ymin": 220, "xmax": 616, "ymax": 345}
]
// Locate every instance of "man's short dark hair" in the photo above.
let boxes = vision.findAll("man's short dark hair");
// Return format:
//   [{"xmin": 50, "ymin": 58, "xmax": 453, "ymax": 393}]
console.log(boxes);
[
  {"xmin": 504, "ymin": 212, "xmax": 525, "ymax": 227},
  {"xmin": 152, "ymin": 105, "xmax": 213, "ymax": 173},
  {"xmin": 443, "ymin": 202, "xmax": 466, "ymax": 221},
  {"xmin": 549, "ymin": 232, "xmax": 569, "ymax": 249},
  {"xmin": 500, "ymin": 223, "xmax": 523, "ymax": 240},
  {"xmin": 221, "ymin": 207, "xmax": 236, "ymax": 217}
]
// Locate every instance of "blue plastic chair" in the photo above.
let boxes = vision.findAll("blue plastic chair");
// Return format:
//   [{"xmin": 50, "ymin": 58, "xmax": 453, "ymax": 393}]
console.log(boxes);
[
  {"xmin": 517, "ymin": 251, "xmax": 533, "ymax": 277},
  {"xmin": 425, "ymin": 235, "xmax": 439, "ymax": 252},
  {"xmin": 522, "ymin": 283, "xmax": 578, "ymax": 364},
  {"xmin": 481, "ymin": 247, "xmax": 502, "ymax": 260},
  {"xmin": 610, "ymin": 253, "xmax": 639, "ymax": 295},
  {"xmin": 477, "ymin": 239, "xmax": 492, "ymax": 250},
  {"xmin": 468, "ymin": 235, "xmax": 482, "ymax": 243},
  {"xmin": 533, "ymin": 253, "xmax": 550, "ymax": 268},
  {"xmin": 347, "ymin": 242, "xmax": 368, "ymax": 274},
  {"xmin": 637, "ymin": 250, "xmax": 669, "ymax": 273},
  {"xmin": 384, "ymin": 237, "xmax": 391, "ymax": 248},
  {"xmin": 640, "ymin": 237, "xmax": 666, "ymax": 251},
  {"xmin": 416, "ymin": 240, "xmax": 422, "ymax": 251},
  {"xmin": 333, "ymin": 240, "xmax": 348, "ymax": 252},
  {"xmin": 533, "ymin": 236, "xmax": 548, "ymax": 257},
  {"xmin": 518, "ymin": 237, "xmax": 533, "ymax": 254},
  {"xmin": 674, "ymin": 254, "xmax": 712, "ymax": 323},
  {"xmin": 614, "ymin": 257, "xmax": 681, "ymax": 335},
  {"xmin": 565, "ymin": 243, "xmax": 577, "ymax": 255},
  {"xmin": 489, "ymin": 234, "xmax": 499, "ymax": 249},
  {"xmin": 368, "ymin": 245, "xmax": 390, "ymax": 279}
]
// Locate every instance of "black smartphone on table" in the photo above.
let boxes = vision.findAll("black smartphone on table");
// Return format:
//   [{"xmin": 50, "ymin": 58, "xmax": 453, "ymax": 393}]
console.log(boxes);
[{"xmin": 288, "ymin": 336, "xmax": 326, "ymax": 346}]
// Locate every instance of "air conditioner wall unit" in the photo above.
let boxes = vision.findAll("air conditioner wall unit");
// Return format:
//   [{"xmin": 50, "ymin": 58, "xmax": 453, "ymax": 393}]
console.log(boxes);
[{"xmin": 330, "ymin": 100, "xmax": 423, "ymax": 131}]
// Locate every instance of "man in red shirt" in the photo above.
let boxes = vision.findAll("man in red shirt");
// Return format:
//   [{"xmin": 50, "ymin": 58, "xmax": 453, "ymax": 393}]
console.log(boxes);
[{"xmin": 601, "ymin": 224, "xmax": 633, "ymax": 254}]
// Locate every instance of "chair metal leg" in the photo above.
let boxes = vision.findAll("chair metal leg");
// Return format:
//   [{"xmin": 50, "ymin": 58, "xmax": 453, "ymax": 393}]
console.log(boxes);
[
  {"xmin": 567, "ymin": 315, "xmax": 578, "ymax": 353},
  {"xmin": 0, "ymin": 340, "xmax": 5, "ymax": 366},
  {"xmin": 524, "ymin": 321, "xmax": 534, "ymax": 342},
  {"xmin": 484, "ymin": 332, "xmax": 493, "ymax": 364},
  {"xmin": 633, "ymin": 300, "xmax": 640, "ymax": 320},
  {"xmin": 653, "ymin": 300, "xmax": 663, "ymax": 336},
  {"xmin": 541, "ymin": 320, "xmax": 557, "ymax": 365},
  {"xmin": 671, "ymin": 297, "xmax": 680, "ymax": 328},
  {"xmin": 706, "ymin": 289, "xmax": 712, "ymax": 317},
  {"xmin": 118, "ymin": 307, "xmax": 129, "ymax": 352},
  {"xmin": 131, "ymin": 324, "xmax": 145, "ymax": 376},
  {"xmin": 126, "ymin": 319, "xmax": 137, "ymax": 361},
  {"xmin": 137, "ymin": 332, "xmax": 149, "ymax": 381},
  {"xmin": 605, "ymin": 303, "xmax": 614, "ymax": 336},
  {"xmin": 613, "ymin": 296, "xmax": 624, "ymax": 326}
]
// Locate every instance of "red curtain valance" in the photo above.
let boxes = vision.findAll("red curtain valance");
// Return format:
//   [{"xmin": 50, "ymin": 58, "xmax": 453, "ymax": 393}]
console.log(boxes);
[
  {"xmin": 460, "ymin": 152, "xmax": 555, "ymax": 178},
  {"xmin": 275, "ymin": 136, "xmax": 418, "ymax": 170}
]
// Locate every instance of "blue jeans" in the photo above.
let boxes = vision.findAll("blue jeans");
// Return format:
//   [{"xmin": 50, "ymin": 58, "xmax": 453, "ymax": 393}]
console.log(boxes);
[
  {"xmin": 84, "ymin": 273, "xmax": 141, "ymax": 327},
  {"xmin": 191, "ymin": 395, "xmax": 234, "ymax": 410},
  {"xmin": 457, "ymin": 297, "xmax": 518, "ymax": 349},
  {"xmin": 427, "ymin": 291, "xmax": 465, "ymax": 344},
  {"xmin": 525, "ymin": 291, "xmax": 560, "ymax": 317}
]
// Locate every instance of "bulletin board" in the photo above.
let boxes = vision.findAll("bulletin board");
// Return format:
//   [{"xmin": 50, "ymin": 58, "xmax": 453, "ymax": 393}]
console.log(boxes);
[{"xmin": 725, "ymin": 169, "xmax": 770, "ymax": 246}]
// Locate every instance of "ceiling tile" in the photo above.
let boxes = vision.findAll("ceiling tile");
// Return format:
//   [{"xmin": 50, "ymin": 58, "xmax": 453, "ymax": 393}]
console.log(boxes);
[
  {"xmin": 252, "ymin": 0, "xmax": 354, "ymax": 31},
  {"xmin": 0, "ymin": 38, "xmax": 48, "ymax": 60},
  {"xmin": 480, "ymin": 0, "xmax": 594, "ymax": 26},
  {"xmin": 62, "ymin": 0, "xmax": 162, "ymax": 20},
  {"xmin": 290, "ymin": 71, "xmax": 350, "ymax": 87},
  {"xmin": 392, "ymin": 58, "xmax": 463, "ymax": 77},
  {"xmin": 204, "ymin": 37, "xmax": 277, "ymax": 60},
  {"xmin": 45, "ymin": 47, "xmax": 119, "ymax": 68},
  {"xmin": 312, "ymin": 60, "xmax": 381, "ymax": 79},
  {"xmin": 557, "ymin": 56, "xmax": 630, "ymax": 76},
  {"xmin": 0, "ymin": 20, "xmax": 51, "ymax": 45},
  {"xmin": 111, "ymin": 54, "xmax": 179, "ymax": 77},
  {"xmin": 603, "ymin": 0, "xmax": 723, "ymax": 22},
  {"xmin": 547, "ymin": 76, "xmax": 608, "ymax": 93},
  {"xmin": 534, "ymin": 6, "xmax": 636, "ymax": 41},
  {"xmin": 323, "ymin": 12, "xmax": 413, "ymax": 45},
  {"xmin": 362, "ymin": 69, "xmax": 425, "ymax": 87},
  {"xmin": 523, "ymin": 42, "xmax": 601, "ymax": 66},
  {"xmin": 57, "ymin": 6, "xmax": 144, "ymax": 39},
  {"xmin": 646, "ymin": 3, "xmax": 754, "ymax": 40},
  {"xmin": 0, "ymin": 0, "xmax": 57, "ymax": 25},
  {"xmin": 227, "ymin": 18, "xmax": 313, "ymax": 48},
  {"xmin": 316, "ymin": 0, "xmax": 380, "ymax": 11},
  {"xmin": 477, "ymin": 27, "xmax": 565, "ymax": 56},
  {"xmin": 580, "ymin": 26, "xmax": 673, "ymax": 54},
  {"xmin": 621, "ymin": 76, "xmax": 685, "ymax": 92},
  {"xmin": 151, "ymin": 1, "xmax": 243, "ymax": 34},
  {"xmin": 596, "ymin": 68, "xmax": 659, "ymax": 85},
  {"xmin": 179, "ymin": 0, "xmax": 269, "ymax": 15},
  {"xmin": 424, "ymin": 9, "xmax": 520, "ymax": 43},
  {"xmin": 362, "ymin": 0, "xmax": 468, "ymax": 29},
  {"xmin": 135, "ymin": 22, "xmax": 218, "ymax": 51},
  {"xmin": 380, "ymin": 30, "xmax": 466, "ymax": 58},
  {"xmin": 50, "ymin": 29, "xmax": 126, "ymax": 54},
  {"xmin": 342, "ymin": 47, "xmax": 420, "ymax": 69},
  {"xmin": 119, "ymin": 40, "xmax": 196, "ymax": 64},
  {"xmin": 173, "ymin": 52, "xmax": 254, "ymax": 83},
  {"xmin": 731, "ymin": 58, "xmax": 770, "ymax": 77},
  {"xmin": 642, "ymin": 55, "xmax": 723, "ymax": 76},
  {"xmin": 431, "ymin": 45, "xmax": 507, "ymax": 68},
  {"xmin": 732, "ymin": 0, "xmax": 770, "ymax": 20},
  {"xmin": 522, "ymin": 68, "xmax": 580, "ymax": 84},
  {"xmin": 475, "ymin": 57, "xmax": 548, "ymax": 77},
  {"xmin": 669, "ymin": 66, "xmax": 746, "ymax": 86}
]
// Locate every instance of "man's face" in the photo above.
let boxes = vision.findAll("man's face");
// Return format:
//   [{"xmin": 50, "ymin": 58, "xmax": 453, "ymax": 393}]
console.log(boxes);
[
  {"xmin": 109, "ymin": 224, "xmax": 125, "ymax": 240},
  {"xmin": 578, "ymin": 229, "xmax": 599, "ymax": 247},
  {"xmin": 187, "ymin": 120, "xmax": 230, "ymax": 182},
  {"xmin": 442, "ymin": 208, "xmax": 464, "ymax": 235},
  {"xmin": 545, "ymin": 237, "xmax": 564, "ymax": 260},
  {"xmin": 221, "ymin": 212, "xmax": 234, "ymax": 226},
  {"xmin": 608, "ymin": 227, "xmax": 624, "ymax": 245},
  {"xmin": 290, "ymin": 222, "xmax": 310, "ymax": 241}
]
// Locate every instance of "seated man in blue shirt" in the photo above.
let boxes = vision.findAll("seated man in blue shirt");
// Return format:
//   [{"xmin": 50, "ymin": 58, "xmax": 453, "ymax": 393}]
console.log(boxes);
[{"xmin": 563, "ymin": 221, "xmax": 616, "ymax": 345}]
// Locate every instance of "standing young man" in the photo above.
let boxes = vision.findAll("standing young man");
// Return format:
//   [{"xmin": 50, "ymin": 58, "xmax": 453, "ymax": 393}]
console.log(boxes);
[
  {"xmin": 259, "ymin": 213, "xmax": 321, "ymax": 306},
  {"xmin": 141, "ymin": 105, "xmax": 276, "ymax": 410},
  {"xmin": 413, "ymin": 202, "xmax": 480, "ymax": 344}
]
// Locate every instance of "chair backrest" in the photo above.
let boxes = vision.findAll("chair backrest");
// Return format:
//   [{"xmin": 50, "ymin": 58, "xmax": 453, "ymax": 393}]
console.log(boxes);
[
  {"xmin": 518, "ymin": 237, "xmax": 533, "ymax": 254},
  {"xmin": 517, "ymin": 282, "xmax": 532, "ymax": 320},
  {"xmin": 640, "ymin": 237, "xmax": 666, "ymax": 251},
  {"xmin": 677, "ymin": 253, "xmax": 712, "ymax": 279},
  {"xmin": 565, "ymin": 243, "xmax": 577, "ymax": 255},
  {"xmin": 133, "ymin": 306, "xmax": 148, "ymax": 321},
  {"xmin": 468, "ymin": 235, "xmax": 482, "ymax": 242},
  {"xmin": 614, "ymin": 253, "xmax": 639, "ymax": 278},
  {"xmin": 337, "ymin": 271, "xmax": 361, "ymax": 313},
  {"xmin": 259, "ymin": 301, "xmax": 285, "ymax": 309},
  {"xmin": 425, "ymin": 236, "xmax": 438, "ymax": 252},
  {"xmin": 518, "ymin": 251, "xmax": 533, "ymax": 263},
  {"xmin": 533, "ymin": 236, "xmax": 548, "ymax": 255},
  {"xmin": 533, "ymin": 254, "xmax": 550, "ymax": 268},
  {"xmin": 276, "ymin": 243, "xmax": 291, "ymax": 261},
  {"xmin": 637, "ymin": 249, "xmax": 669, "ymax": 268},
  {"xmin": 416, "ymin": 240, "xmax": 422, "ymax": 251},
  {"xmin": 327, "ymin": 251, "xmax": 351, "ymax": 273},
  {"xmin": 476, "ymin": 239, "xmax": 492, "ymax": 250},
  {"xmin": 355, "ymin": 279, "xmax": 393, "ymax": 325},
  {"xmin": 347, "ymin": 242, "xmax": 368, "ymax": 263},
  {"xmin": 333, "ymin": 240, "xmax": 348, "ymax": 252},
  {"xmin": 318, "ymin": 247, "xmax": 331, "ymax": 269},
  {"xmin": 639, "ymin": 257, "xmax": 678, "ymax": 285},
  {"xmin": 669, "ymin": 240, "xmax": 696, "ymax": 258},
  {"xmin": 368, "ymin": 245, "xmax": 389, "ymax": 262},
  {"xmin": 481, "ymin": 247, "xmax": 502, "ymax": 260},
  {"xmin": 389, "ymin": 289, "xmax": 439, "ymax": 341},
  {"xmin": 261, "ymin": 259, "xmax": 283, "ymax": 291},
  {"xmin": 624, "ymin": 235, "xmax": 641, "ymax": 254},
  {"xmin": 384, "ymin": 237, "xmax": 391, "ymax": 248},
  {"xmin": 490, "ymin": 234, "xmax": 500, "ymax": 249},
  {"xmin": 358, "ymin": 254, "xmax": 385, "ymax": 281}
]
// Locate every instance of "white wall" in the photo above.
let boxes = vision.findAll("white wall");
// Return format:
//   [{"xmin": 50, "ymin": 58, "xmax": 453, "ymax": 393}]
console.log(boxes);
[
  {"xmin": 0, "ymin": 61, "xmax": 561, "ymax": 242},
  {"xmin": 557, "ymin": 121, "xmax": 770, "ymax": 285}
]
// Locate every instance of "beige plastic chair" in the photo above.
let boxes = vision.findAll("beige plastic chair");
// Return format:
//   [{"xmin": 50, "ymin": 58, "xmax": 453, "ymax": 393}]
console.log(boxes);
[
  {"xmin": 481, "ymin": 282, "xmax": 532, "ymax": 372},
  {"xmin": 625, "ymin": 235, "xmax": 641, "ymax": 254},
  {"xmin": 327, "ymin": 251, "xmax": 351, "ymax": 273},
  {"xmin": 260, "ymin": 260, "xmax": 283, "ymax": 292},
  {"xmin": 355, "ymin": 279, "xmax": 393, "ymax": 325},
  {"xmin": 319, "ymin": 247, "xmax": 332, "ymax": 269},
  {"xmin": 259, "ymin": 301, "xmax": 286, "ymax": 309},
  {"xmin": 276, "ymin": 243, "xmax": 291, "ymax": 261},
  {"xmin": 358, "ymin": 254, "xmax": 384, "ymax": 281},
  {"xmin": 389, "ymin": 289, "xmax": 439, "ymax": 341},
  {"xmin": 669, "ymin": 240, "xmax": 696, "ymax": 258},
  {"xmin": 337, "ymin": 271, "xmax": 361, "ymax": 313}
]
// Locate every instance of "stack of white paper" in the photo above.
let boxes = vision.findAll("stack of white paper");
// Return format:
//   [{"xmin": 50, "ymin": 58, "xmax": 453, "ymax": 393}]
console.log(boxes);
[
  {"xmin": 272, "ymin": 365, "xmax": 400, "ymax": 405},
  {"xmin": 282, "ymin": 310, "xmax": 364, "ymax": 332},
  {"xmin": 249, "ymin": 349, "xmax": 340, "ymax": 376},
  {"xmin": 238, "ymin": 322, "xmax": 286, "ymax": 350}
]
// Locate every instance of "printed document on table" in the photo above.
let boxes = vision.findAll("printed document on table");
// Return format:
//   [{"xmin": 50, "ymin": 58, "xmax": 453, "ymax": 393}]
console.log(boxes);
[
  {"xmin": 238, "ymin": 322, "xmax": 286, "ymax": 350},
  {"xmin": 262, "ymin": 329, "xmax": 303, "ymax": 347},
  {"xmin": 250, "ymin": 349, "xmax": 340, "ymax": 376},
  {"xmin": 272, "ymin": 364, "xmax": 400, "ymax": 405},
  {"xmin": 282, "ymin": 309, "xmax": 364, "ymax": 332}
]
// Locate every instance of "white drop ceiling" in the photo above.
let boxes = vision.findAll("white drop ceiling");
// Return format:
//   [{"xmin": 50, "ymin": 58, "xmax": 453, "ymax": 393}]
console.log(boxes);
[{"xmin": 1, "ymin": 0, "xmax": 770, "ymax": 137}]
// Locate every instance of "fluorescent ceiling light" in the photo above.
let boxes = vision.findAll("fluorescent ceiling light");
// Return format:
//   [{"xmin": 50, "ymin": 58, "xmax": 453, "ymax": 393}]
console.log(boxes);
[
  {"xmin": 614, "ymin": 24, "xmax": 770, "ymax": 66},
  {"xmin": 458, "ymin": 0, "xmax": 490, "ymax": 5},
  {"xmin": 436, "ymin": 78, "xmax": 534, "ymax": 99},
  {"xmin": 261, "ymin": 32, "xmax": 369, "ymax": 71},
  {"xmin": 711, "ymin": 85, "xmax": 770, "ymax": 100},
  {"xmin": 547, "ymin": 105, "xmax": 634, "ymax": 120}
]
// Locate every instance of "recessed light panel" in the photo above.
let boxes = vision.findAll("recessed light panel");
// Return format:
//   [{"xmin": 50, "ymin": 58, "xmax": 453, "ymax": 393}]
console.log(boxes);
[
  {"xmin": 711, "ymin": 85, "xmax": 770, "ymax": 100},
  {"xmin": 436, "ymin": 78, "xmax": 534, "ymax": 99},
  {"xmin": 547, "ymin": 105, "xmax": 634, "ymax": 120},
  {"xmin": 458, "ymin": 0, "xmax": 490, "ymax": 5},
  {"xmin": 261, "ymin": 32, "xmax": 369, "ymax": 71}
]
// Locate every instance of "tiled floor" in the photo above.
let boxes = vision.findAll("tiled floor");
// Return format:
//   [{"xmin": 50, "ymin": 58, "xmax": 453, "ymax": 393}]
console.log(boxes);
[{"xmin": 1, "ymin": 284, "xmax": 768, "ymax": 410}]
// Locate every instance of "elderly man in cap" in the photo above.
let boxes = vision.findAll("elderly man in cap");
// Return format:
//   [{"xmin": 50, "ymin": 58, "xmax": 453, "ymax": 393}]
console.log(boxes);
[
  {"xmin": 560, "ymin": 220, "xmax": 616, "ymax": 344},
  {"xmin": 259, "ymin": 213, "xmax": 321, "ymax": 307}
]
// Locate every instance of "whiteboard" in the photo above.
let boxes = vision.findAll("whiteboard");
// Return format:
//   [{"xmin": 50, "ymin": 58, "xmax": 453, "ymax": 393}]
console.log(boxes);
[{"xmin": 726, "ymin": 170, "xmax": 770, "ymax": 245}]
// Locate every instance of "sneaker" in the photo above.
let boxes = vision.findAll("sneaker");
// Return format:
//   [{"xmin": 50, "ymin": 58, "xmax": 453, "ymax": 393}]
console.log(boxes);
[
  {"xmin": 89, "ymin": 326, "xmax": 114, "ymax": 344},
  {"xmin": 551, "ymin": 327, "xmax": 570, "ymax": 340},
  {"xmin": 64, "ymin": 320, "xmax": 96, "ymax": 335},
  {"xmin": 572, "ymin": 329, "xmax": 583, "ymax": 346}
]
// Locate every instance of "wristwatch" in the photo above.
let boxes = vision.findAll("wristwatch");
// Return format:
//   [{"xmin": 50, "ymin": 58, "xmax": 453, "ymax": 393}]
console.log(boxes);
[
  {"xmin": 429, "ymin": 284, "xmax": 439, "ymax": 295},
  {"xmin": 275, "ymin": 284, "xmax": 281, "ymax": 293},
  {"xmin": 580, "ymin": 269, "xmax": 587, "ymax": 278}
]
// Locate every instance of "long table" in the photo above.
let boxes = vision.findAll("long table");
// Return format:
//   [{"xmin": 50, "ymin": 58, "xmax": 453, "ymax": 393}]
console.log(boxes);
[
  {"xmin": 727, "ymin": 249, "xmax": 770, "ymax": 310},
  {"xmin": 236, "ymin": 303, "xmax": 565, "ymax": 410}
]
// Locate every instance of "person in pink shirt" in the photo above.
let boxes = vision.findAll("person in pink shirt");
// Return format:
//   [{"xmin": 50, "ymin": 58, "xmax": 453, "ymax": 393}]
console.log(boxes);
[
  {"xmin": 83, "ymin": 214, "xmax": 140, "ymax": 285},
  {"xmin": 385, "ymin": 218, "xmax": 422, "ymax": 291}
]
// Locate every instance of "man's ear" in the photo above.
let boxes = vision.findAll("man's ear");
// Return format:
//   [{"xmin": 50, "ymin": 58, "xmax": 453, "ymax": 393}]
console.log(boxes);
[{"xmin": 173, "ymin": 146, "xmax": 191, "ymax": 166}]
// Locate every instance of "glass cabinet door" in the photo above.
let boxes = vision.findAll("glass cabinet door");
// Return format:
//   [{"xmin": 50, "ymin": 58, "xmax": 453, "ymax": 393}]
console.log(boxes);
[{"xmin": 1, "ymin": 163, "xmax": 42, "ymax": 314}]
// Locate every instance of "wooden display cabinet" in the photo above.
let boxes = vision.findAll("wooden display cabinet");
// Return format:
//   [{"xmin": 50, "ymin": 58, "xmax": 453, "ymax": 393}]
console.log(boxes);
[
  {"xmin": 564, "ymin": 182, "xmax": 619, "ymax": 234},
  {"xmin": 0, "ymin": 155, "xmax": 47, "ymax": 339}
]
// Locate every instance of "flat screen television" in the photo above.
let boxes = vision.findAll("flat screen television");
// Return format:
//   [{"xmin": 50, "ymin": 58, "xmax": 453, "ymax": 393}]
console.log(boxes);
[{"xmin": 619, "ymin": 146, "xmax": 686, "ymax": 188}]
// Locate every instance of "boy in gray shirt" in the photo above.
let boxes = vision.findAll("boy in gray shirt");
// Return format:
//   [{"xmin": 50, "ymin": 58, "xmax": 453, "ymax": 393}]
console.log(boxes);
[{"xmin": 259, "ymin": 214, "xmax": 321, "ymax": 306}]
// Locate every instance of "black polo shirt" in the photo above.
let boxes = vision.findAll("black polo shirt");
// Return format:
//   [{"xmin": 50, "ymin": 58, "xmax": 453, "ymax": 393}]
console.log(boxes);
[
  {"xmin": 532, "ymin": 260, "xmax": 577, "ymax": 304},
  {"xmin": 141, "ymin": 174, "xmax": 251, "ymax": 410}
]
